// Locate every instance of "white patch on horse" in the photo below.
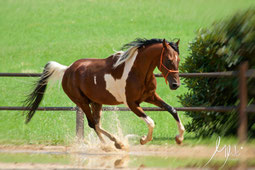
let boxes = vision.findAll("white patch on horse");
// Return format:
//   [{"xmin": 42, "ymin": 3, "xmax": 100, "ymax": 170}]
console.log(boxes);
[
  {"xmin": 175, "ymin": 55, "xmax": 178, "ymax": 62},
  {"xmin": 104, "ymin": 49, "xmax": 138, "ymax": 105},
  {"xmin": 94, "ymin": 76, "xmax": 97, "ymax": 85},
  {"xmin": 141, "ymin": 116, "xmax": 155, "ymax": 128},
  {"xmin": 176, "ymin": 120, "xmax": 185, "ymax": 140}
]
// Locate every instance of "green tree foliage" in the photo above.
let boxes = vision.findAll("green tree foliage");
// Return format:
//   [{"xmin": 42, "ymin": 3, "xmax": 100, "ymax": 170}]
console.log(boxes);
[{"xmin": 179, "ymin": 8, "xmax": 255, "ymax": 137}]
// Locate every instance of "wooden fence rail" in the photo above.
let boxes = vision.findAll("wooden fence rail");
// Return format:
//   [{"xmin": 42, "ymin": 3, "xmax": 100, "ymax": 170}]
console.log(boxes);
[
  {"xmin": 1, "ymin": 70, "xmax": 255, "ymax": 78},
  {"xmin": 0, "ymin": 106, "xmax": 239, "ymax": 112},
  {"xmin": 1, "ymin": 63, "xmax": 254, "ymax": 143}
]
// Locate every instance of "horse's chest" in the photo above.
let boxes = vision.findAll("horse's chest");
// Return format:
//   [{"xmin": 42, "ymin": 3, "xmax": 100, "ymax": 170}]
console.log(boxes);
[{"xmin": 138, "ymin": 82, "xmax": 157, "ymax": 102}]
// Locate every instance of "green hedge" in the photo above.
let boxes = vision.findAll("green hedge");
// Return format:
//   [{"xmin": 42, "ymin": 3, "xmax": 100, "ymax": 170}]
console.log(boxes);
[{"xmin": 179, "ymin": 8, "xmax": 255, "ymax": 137}]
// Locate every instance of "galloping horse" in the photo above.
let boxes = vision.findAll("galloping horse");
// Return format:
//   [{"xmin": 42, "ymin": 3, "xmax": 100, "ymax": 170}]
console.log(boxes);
[{"xmin": 24, "ymin": 38, "xmax": 185, "ymax": 149}]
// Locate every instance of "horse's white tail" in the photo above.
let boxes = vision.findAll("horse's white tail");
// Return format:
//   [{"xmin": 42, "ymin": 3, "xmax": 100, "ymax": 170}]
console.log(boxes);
[
  {"xmin": 44, "ymin": 61, "xmax": 68, "ymax": 84},
  {"xmin": 24, "ymin": 61, "xmax": 68, "ymax": 123}
]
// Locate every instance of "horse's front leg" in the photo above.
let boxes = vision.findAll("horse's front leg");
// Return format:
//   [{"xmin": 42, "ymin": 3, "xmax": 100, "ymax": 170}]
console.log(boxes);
[
  {"xmin": 145, "ymin": 93, "xmax": 185, "ymax": 144},
  {"xmin": 127, "ymin": 101, "xmax": 155, "ymax": 145}
]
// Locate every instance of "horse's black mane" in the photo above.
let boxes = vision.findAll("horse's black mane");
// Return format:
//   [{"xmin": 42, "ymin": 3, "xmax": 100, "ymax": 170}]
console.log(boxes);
[{"xmin": 121, "ymin": 38, "xmax": 179, "ymax": 54}]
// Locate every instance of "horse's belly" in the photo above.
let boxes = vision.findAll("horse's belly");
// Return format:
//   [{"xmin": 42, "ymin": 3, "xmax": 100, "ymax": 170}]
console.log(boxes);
[{"xmin": 81, "ymin": 74, "xmax": 124, "ymax": 105}]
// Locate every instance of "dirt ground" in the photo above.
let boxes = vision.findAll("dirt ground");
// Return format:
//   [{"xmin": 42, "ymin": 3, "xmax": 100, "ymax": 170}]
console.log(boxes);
[
  {"xmin": 0, "ymin": 144, "xmax": 254, "ymax": 169},
  {"xmin": 0, "ymin": 144, "xmax": 255, "ymax": 158}
]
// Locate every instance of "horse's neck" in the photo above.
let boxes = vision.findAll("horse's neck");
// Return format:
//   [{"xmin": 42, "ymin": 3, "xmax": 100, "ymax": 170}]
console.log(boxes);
[
  {"xmin": 109, "ymin": 45, "xmax": 161, "ymax": 81},
  {"xmin": 136, "ymin": 45, "xmax": 162, "ymax": 78}
]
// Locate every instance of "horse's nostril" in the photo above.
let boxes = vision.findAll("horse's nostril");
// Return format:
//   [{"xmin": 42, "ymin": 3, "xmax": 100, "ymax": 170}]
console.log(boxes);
[{"xmin": 172, "ymin": 83, "xmax": 178, "ymax": 88}]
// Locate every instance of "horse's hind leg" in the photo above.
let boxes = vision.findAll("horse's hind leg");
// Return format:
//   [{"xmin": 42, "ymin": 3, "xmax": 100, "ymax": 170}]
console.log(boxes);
[
  {"xmin": 91, "ymin": 102, "xmax": 125, "ymax": 149},
  {"xmin": 78, "ymin": 103, "xmax": 105, "ymax": 143},
  {"xmin": 90, "ymin": 103, "xmax": 105, "ymax": 143},
  {"xmin": 78, "ymin": 103, "xmax": 97, "ymax": 131}
]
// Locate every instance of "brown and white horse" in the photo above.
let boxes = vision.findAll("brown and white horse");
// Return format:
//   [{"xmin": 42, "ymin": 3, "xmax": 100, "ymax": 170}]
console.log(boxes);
[{"xmin": 24, "ymin": 38, "xmax": 185, "ymax": 149}]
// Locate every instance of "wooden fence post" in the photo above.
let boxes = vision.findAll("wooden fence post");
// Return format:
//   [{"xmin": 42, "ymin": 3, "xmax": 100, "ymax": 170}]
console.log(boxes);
[
  {"xmin": 76, "ymin": 106, "xmax": 84, "ymax": 140},
  {"xmin": 238, "ymin": 61, "xmax": 248, "ymax": 143}
]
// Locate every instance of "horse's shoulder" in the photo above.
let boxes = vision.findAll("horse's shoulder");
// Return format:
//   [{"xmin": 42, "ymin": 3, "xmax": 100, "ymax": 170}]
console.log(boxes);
[
  {"xmin": 144, "ymin": 73, "xmax": 157, "ymax": 91},
  {"xmin": 145, "ymin": 73, "xmax": 156, "ymax": 84}
]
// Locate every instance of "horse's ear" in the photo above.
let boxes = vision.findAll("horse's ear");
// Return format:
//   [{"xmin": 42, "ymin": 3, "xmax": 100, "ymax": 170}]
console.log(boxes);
[
  {"xmin": 163, "ymin": 39, "xmax": 168, "ymax": 49},
  {"xmin": 176, "ymin": 39, "xmax": 180, "ymax": 47}
]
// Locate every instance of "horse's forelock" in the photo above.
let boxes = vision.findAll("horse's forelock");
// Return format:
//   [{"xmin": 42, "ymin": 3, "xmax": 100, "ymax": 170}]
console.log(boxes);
[{"xmin": 168, "ymin": 42, "xmax": 179, "ymax": 54}]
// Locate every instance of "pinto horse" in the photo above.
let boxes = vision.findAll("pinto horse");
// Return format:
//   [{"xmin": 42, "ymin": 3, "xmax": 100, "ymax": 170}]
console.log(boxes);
[{"xmin": 24, "ymin": 38, "xmax": 185, "ymax": 149}]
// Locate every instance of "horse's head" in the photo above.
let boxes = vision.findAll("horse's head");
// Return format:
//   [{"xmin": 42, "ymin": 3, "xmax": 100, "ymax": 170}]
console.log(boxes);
[{"xmin": 159, "ymin": 39, "xmax": 180, "ymax": 90}]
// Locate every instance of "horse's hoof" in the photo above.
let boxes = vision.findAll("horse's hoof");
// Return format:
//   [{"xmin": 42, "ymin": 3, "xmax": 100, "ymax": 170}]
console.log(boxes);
[
  {"xmin": 140, "ymin": 136, "xmax": 147, "ymax": 145},
  {"xmin": 175, "ymin": 135, "xmax": 183, "ymax": 145},
  {"xmin": 114, "ymin": 142, "xmax": 125, "ymax": 150}
]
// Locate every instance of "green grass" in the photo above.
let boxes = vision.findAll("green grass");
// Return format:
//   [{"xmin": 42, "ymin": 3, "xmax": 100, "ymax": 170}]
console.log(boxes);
[{"xmin": 0, "ymin": 0, "xmax": 255, "ymax": 145}]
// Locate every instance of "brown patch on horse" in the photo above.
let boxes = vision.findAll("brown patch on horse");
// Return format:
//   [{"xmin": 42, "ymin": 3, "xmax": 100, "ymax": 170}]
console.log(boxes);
[{"xmin": 111, "ymin": 63, "xmax": 125, "ymax": 80}]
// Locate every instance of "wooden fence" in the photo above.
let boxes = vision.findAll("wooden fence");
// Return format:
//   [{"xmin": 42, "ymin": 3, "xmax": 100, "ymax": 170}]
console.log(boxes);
[{"xmin": 0, "ymin": 61, "xmax": 254, "ymax": 142}]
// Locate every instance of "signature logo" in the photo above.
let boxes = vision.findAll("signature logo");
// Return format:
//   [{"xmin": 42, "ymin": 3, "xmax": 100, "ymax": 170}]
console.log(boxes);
[{"xmin": 204, "ymin": 136, "xmax": 243, "ymax": 168}]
